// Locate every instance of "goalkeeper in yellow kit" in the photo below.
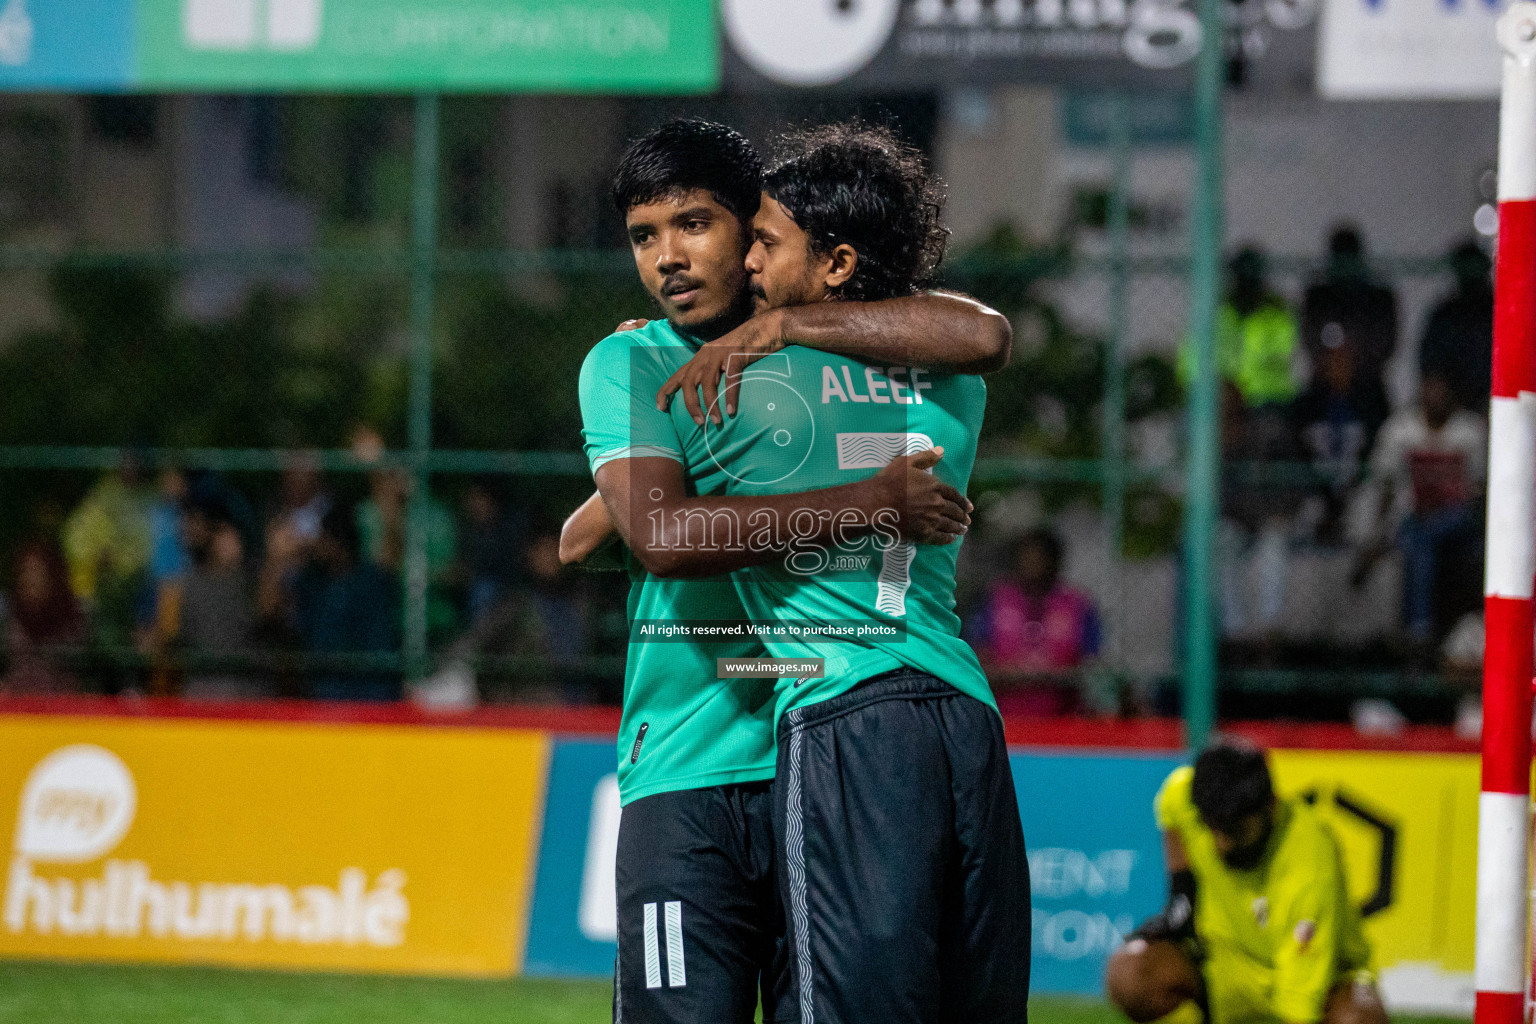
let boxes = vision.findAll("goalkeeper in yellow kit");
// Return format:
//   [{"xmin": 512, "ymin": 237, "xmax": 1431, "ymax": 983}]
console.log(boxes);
[{"xmin": 1106, "ymin": 740, "xmax": 1388, "ymax": 1024}]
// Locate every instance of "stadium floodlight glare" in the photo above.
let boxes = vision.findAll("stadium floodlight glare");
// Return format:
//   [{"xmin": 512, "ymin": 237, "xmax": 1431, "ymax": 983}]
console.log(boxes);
[{"xmin": 1477, "ymin": 6, "xmax": 1536, "ymax": 1024}]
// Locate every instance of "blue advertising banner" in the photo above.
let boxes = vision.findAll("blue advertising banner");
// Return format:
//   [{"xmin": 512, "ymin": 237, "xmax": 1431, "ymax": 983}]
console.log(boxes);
[
  {"xmin": 523, "ymin": 739, "xmax": 621, "ymax": 977},
  {"xmin": 0, "ymin": 0, "xmax": 135, "ymax": 90},
  {"xmin": 524, "ymin": 741, "xmax": 1182, "ymax": 992},
  {"xmin": 1015, "ymin": 751, "xmax": 1181, "ymax": 992}
]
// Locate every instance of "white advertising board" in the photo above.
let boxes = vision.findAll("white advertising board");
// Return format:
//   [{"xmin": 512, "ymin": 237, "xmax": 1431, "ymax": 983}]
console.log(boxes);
[{"xmin": 1319, "ymin": 0, "xmax": 1504, "ymax": 98}]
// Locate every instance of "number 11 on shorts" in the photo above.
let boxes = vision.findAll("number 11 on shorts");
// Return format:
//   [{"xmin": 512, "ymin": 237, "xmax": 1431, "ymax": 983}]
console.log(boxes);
[{"xmin": 642, "ymin": 901, "xmax": 686, "ymax": 989}]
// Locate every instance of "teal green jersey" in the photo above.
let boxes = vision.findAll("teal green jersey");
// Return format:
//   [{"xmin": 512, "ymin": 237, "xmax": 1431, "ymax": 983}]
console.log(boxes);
[
  {"xmin": 577, "ymin": 320, "xmax": 777, "ymax": 806},
  {"xmin": 710, "ymin": 346, "xmax": 995, "ymax": 722}
]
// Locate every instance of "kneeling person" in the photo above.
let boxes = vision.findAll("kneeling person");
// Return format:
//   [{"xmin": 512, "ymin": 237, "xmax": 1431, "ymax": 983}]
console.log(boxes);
[{"xmin": 1107, "ymin": 741, "xmax": 1385, "ymax": 1024}]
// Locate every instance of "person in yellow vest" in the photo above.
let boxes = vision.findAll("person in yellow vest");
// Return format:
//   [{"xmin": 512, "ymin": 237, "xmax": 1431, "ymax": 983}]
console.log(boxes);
[
  {"xmin": 61, "ymin": 460, "xmax": 153, "ymax": 604},
  {"xmin": 1106, "ymin": 740, "xmax": 1385, "ymax": 1024},
  {"xmin": 1181, "ymin": 248, "xmax": 1300, "ymax": 409}
]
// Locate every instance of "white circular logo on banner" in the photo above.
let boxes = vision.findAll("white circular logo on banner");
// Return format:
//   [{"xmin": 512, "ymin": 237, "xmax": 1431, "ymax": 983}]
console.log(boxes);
[
  {"xmin": 723, "ymin": 0, "xmax": 901, "ymax": 86},
  {"xmin": 1123, "ymin": 0, "xmax": 1203, "ymax": 70},
  {"xmin": 15, "ymin": 745, "xmax": 137, "ymax": 863}
]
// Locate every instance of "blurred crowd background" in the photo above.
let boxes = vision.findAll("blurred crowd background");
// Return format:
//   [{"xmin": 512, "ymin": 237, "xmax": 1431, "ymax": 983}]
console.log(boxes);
[{"xmin": 0, "ymin": 91, "xmax": 1501, "ymax": 730}]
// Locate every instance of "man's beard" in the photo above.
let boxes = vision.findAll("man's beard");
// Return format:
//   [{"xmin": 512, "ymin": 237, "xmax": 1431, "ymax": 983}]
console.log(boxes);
[
  {"xmin": 668, "ymin": 285, "xmax": 756, "ymax": 342},
  {"xmin": 1220, "ymin": 821, "xmax": 1273, "ymax": 870}
]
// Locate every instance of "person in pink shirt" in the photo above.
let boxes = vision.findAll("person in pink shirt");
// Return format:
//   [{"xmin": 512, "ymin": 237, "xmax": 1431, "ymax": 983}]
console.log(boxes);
[{"xmin": 968, "ymin": 527, "xmax": 1101, "ymax": 715}]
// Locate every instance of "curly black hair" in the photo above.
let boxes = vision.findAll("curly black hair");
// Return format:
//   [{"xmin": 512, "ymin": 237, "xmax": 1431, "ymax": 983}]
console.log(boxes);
[
  {"xmin": 611, "ymin": 118, "xmax": 763, "ymax": 226},
  {"xmin": 764, "ymin": 122, "xmax": 947, "ymax": 302},
  {"xmin": 1190, "ymin": 739, "xmax": 1274, "ymax": 834}
]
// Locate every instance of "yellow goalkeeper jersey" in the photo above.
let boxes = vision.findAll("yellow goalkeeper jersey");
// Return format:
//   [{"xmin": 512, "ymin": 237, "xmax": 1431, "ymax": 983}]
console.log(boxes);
[{"xmin": 1155, "ymin": 766, "xmax": 1373, "ymax": 1024}]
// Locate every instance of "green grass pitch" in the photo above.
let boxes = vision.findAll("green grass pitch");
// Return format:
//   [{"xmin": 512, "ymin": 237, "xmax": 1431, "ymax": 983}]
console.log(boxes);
[{"xmin": 0, "ymin": 960, "xmax": 1472, "ymax": 1024}]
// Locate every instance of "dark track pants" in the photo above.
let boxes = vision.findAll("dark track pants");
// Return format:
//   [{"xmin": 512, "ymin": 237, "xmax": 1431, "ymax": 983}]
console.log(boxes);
[{"xmin": 773, "ymin": 669, "xmax": 1032, "ymax": 1024}]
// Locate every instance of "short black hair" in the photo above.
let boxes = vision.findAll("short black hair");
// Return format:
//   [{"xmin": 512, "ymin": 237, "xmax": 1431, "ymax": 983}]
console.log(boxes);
[
  {"xmin": 320, "ymin": 503, "xmax": 361, "ymax": 561},
  {"xmin": 764, "ymin": 122, "xmax": 947, "ymax": 302},
  {"xmin": 1329, "ymin": 224, "xmax": 1364, "ymax": 258},
  {"xmin": 611, "ymin": 118, "xmax": 763, "ymax": 225},
  {"xmin": 1450, "ymin": 238, "xmax": 1492, "ymax": 281},
  {"xmin": 1015, "ymin": 527, "xmax": 1063, "ymax": 572},
  {"xmin": 1229, "ymin": 246, "xmax": 1266, "ymax": 281},
  {"xmin": 1190, "ymin": 739, "xmax": 1274, "ymax": 834}
]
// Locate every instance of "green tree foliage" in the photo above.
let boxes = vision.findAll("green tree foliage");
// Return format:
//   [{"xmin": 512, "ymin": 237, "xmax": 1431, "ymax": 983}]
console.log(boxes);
[
  {"xmin": 0, "ymin": 268, "xmax": 383, "ymax": 449},
  {"xmin": 433, "ymin": 273, "xmax": 652, "ymax": 452}
]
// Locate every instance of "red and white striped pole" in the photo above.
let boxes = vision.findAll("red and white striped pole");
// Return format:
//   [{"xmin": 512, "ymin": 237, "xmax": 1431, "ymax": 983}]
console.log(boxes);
[{"xmin": 1480, "ymin": 7, "xmax": 1536, "ymax": 1023}]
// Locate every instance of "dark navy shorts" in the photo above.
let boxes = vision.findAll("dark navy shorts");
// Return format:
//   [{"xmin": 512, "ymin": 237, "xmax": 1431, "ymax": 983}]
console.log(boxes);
[
  {"xmin": 614, "ymin": 780, "xmax": 794, "ymax": 1024},
  {"xmin": 773, "ymin": 670, "xmax": 1032, "ymax": 1024}
]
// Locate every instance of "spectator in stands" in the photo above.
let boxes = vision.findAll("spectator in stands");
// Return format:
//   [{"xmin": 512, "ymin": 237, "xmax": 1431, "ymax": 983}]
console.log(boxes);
[
  {"xmin": 1360, "ymin": 369, "xmax": 1487, "ymax": 644},
  {"xmin": 2, "ymin": 541, "xmax": 86, "ymax": 694},
  {"xmin": 1301, "ymin": 225, "xmax": 1398, "ymax": 402},
  {"xmin": 459, "ymin": 478, "xmax": 527, "ymax": 624},
  {"xmin": 415, "ymin": 531, "xmax": 592, "ymax": 708},
  {"xmin": 351, "ymin": 425, "xmax": 459, "ymax": 642},
  {"xmin": 185, "ymin": 469, "xmax": 259, "ymax": 556},
  {"xmin": 1181, "ymin": 247, "xmax": 1299, "ymax": 411},
  {"xmin": 259, "ymin": 503, "xmax": 400, "ymax": 702},
  {"xmin": 175, "ymin": 501, "xmax": 269, "ymax": 701},
  {"xmin": 148, "ymin": 468, "xmax": 191, "ymax": 591},
  {"xmin": 61, "ymin": 454, "xmax": 155, "ymax": 690},
  {"xmin": 1220, "ymin": 379, "xmax": 1302, "ymax": 642},
  {"xmin": 1440, "ymin": 610, "xmax": 1487, "ymax": 739},
  {"xmin": 61, "ymin": 454, "xmax": 153, "ymax": 610},
  {"xmin": 144, "ymin": 467, "xmax": 192, "ymax": 693},
  {"xmin": 521, "ymin": 533, "xmax": 591, "ymax": 679},
  {"xmin": 1292, "ymin": 335, "xmax": 1390, "ymax": 543},
  {"xmin": 967, "ymin": 527, "xmax": 1100, "ymax": 716},
  {"xmin": 1419, "ymin": 239, "xmax": 1494, "ymax": 415},
  {"xmin": 267, "ymin": 450, "xmax": 332, "ymax": 555}
]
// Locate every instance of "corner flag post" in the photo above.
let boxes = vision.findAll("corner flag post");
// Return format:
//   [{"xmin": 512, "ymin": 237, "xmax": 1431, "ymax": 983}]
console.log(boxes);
[{"xmin": 1478, "ymin": 7, "xmax": 1536, "ymax": 1022}]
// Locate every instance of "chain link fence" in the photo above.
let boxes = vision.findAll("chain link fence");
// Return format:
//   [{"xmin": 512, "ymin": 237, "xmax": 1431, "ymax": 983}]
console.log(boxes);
[{"xmin": 0, "ymin": 93, "xmax": 1481, "ymax": 724}]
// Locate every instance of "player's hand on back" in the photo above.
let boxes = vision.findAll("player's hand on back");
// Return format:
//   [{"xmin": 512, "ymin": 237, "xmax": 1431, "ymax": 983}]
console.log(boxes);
[
  {"xmin": 616, "ymin": 318, "xmax": 649, "ymax": 332},
  {"xmin": 871, "ymin": 447, "xmax": 972, "ymax": 545},
  {"xmin": 656, "ymin": 308, "xmax": 788, "ymax": 426}
]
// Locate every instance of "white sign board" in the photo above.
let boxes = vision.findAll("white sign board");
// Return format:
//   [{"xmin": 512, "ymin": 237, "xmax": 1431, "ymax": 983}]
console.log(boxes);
[{"xmin": 1318, "ymin": 0, "xmax": 1504, "ymax": 98}]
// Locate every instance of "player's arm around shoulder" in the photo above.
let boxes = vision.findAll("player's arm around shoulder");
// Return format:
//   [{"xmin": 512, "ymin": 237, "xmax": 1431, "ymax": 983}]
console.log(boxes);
[
  {"xmin": 656, "ymin": 292, "xmax": 1011, "ymax": 423},
  {"xmin": 784, "ymin": 290, "xmax": 1012, "ymax": 373},
  {"xmin": 594, "ymin": 447, "xmax": 970, "ymax": 579}
]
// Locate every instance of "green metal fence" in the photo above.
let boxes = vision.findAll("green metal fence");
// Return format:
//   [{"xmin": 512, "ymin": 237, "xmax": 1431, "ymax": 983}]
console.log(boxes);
[
  {"xmin": 9, "ymin": 92, "xmax": 1216, "ymax": 700},
  {"xmin": 0, "ymin": 87, "xmax": 1474, "ymax": 731}
]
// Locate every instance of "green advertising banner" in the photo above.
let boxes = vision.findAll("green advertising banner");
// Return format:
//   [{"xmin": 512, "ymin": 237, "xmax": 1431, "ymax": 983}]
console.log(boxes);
[{"xmin": 131, "ymin": 0, "xmax": 717, "ymax": 92}]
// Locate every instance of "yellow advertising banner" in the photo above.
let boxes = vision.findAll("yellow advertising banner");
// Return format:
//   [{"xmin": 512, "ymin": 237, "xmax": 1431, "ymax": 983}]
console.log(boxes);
[
  {"xmin": 0, "ymin": 715, "xmax": 549, "ymax": 975},
  {"xmin": 1271, "ymin": 750, "xmax": 1479, "ymax": 1010}
]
